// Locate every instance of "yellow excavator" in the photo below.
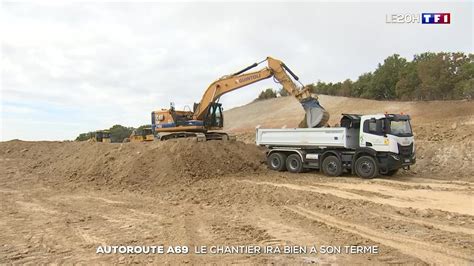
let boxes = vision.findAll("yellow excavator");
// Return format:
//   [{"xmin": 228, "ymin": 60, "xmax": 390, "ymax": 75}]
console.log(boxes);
[{"xmin": 151, "ymin": 56, "xmax": 329, "ymax": 141}]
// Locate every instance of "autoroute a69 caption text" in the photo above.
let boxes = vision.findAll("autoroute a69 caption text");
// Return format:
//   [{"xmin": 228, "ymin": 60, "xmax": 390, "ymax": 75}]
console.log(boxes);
[{"xmin": 96, "ymin": 245, "xmax": 380, "ymax": 255}]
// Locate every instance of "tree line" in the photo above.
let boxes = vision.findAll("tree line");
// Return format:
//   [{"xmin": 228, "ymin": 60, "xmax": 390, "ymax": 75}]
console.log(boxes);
[
  {"xmin": 254, "ymin": 87, "xmax": 287, "ymax": 101},
  {"xmin": 255, "ymin": 52, "xmax": 473, "ymax": 101}
]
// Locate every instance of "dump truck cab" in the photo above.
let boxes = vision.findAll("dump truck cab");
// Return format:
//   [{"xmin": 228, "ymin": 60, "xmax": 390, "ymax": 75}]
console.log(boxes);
[{"xmin": 358, "ymin": 114, "xmax": 415, "ymax": 172}]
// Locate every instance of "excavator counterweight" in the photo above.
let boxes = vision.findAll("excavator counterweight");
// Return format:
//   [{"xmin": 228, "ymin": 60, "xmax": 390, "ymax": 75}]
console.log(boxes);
[{"xmin": 151, "ymin": 56, "xmax": 329, "ymax": 140}]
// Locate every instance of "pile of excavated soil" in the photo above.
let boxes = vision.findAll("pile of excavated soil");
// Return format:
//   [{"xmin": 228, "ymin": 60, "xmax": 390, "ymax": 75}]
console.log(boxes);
[
  {"xmin": 411, "ymin": 122, "xmax": 473, "ymax": 179},
  {"xmin": 0, "ymin": 139, "xmax": 266, "ymax": 191}
]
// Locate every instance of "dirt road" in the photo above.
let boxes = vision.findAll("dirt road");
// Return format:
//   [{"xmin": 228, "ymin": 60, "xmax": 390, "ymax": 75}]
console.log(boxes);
[{"xmin": 1, "ymin": 141, "xmax": 473, "ymax": 264}]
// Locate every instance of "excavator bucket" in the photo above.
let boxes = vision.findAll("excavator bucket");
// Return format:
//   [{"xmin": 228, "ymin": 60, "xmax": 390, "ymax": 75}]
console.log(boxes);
[{"xmin": 300, "ymin": 97, "xmax": 330, "ymax": 128}]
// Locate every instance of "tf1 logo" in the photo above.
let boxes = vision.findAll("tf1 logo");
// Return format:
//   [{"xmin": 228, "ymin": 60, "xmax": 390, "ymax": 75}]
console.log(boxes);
[
  {"xmin": 422, "ymin": 13, "xmax": 450, "ymax": 24},
  {"xmin": 386, "ymin": 13, "xmax": 451, "ymax": 24}
]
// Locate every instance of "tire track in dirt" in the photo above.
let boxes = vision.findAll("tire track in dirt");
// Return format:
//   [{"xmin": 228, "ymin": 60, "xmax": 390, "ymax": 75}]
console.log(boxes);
[
  {"xmin": 0, "ymin": 189, "xmax": 91, "ymax": 264},
  {"xmin": 319, "ymin": 182, "xmax": 473, "ymax": 215},
  {"xmin": 254, "ymin": 215, "xmax": 339, "ymax": 264},
  {"xmin": 365, "ymin": 178, "xmax": 473, "ymax": 190},
  {"xmin": 72, "ymin": 228, "xmax": 106, "ymax": 246},
  {"xmin": 286, "ymin": 206, "xmax": 473, "ymax": 265},
  {"xmin": 368, "ymin": 210, "xmax": 474, "ymax": 235},
  {"xmin": 241, "ymin": 180, "xmax": 474, "ymax": 215}
]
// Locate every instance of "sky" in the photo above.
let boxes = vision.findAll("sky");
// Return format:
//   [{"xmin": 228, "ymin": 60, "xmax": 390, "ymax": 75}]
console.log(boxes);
[{"xmin": 1, "ymin": 1, "xmax": 472, "ymax": 141}]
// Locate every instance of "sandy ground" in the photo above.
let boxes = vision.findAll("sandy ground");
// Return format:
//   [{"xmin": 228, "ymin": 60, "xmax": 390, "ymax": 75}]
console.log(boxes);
[
  {"xmin": 1, "ymin": 152, "xmax": 473, "ymax": 264},
  {"xmin": 1, "ymin": 96, "xmax": 473, "ymax": 264}
]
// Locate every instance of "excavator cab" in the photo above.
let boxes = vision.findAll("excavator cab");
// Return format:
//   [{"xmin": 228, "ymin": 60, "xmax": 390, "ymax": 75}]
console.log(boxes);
[{"xmin": 203, "ymin": 102, "xmax": 224, "ymax": 129}]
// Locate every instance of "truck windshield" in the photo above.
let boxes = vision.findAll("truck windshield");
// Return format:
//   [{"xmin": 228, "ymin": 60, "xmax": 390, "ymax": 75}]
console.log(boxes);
[{"xmin": 389, "ymin": 120, "xmax": 412, "ymax": 137}]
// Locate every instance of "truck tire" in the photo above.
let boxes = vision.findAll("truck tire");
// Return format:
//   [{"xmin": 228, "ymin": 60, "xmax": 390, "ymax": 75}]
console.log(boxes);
[
  {"xmin": 322, "ymin": 156, "xmax": 343, "ymax": 176},
  {"xmin": 355, "ymin": 156, "xmax": 379, "ymax": 179},
  {"xmin": 267, "ymin": 152, "xmax": 287, "ymax": 171},
  {"xmin": 286, "ymin": 154, "xmax": 304, "ymax": 173}
]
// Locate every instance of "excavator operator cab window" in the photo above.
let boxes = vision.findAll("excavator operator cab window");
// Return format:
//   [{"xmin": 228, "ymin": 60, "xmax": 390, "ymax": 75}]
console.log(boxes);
[{"xmin": 204, "ymin": 103, "xmax": 224, "ymax": 128}]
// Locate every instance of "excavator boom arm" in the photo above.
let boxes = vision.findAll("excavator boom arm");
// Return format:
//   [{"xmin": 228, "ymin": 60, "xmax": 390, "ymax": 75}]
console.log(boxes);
[
  {"xmin": 193, "ymin": 68, "xmax": 273, "ymax": 119},
  {"xmin": 193, "ymin": 56, "xmax": 329, "ymax": 127}
]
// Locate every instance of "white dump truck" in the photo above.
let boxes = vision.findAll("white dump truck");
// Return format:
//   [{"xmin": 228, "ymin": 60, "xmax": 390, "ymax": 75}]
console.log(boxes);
[{"xmin": 256, "ymin": 114, "xmax": 416, "ymax": 178}]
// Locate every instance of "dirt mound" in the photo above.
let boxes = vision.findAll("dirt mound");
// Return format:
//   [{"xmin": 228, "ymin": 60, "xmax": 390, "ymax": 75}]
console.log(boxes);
[
  {"xmin": 0, "ymin": 139, "xmax": 265, "ymax": 191},
  {"xmin": 119, "ymin": 140, "xmax": 265, "ymax": 190}
]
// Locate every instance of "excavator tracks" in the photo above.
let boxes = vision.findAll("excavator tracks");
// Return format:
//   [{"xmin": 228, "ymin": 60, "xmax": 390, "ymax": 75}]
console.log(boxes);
[{"xmin": 158, "ymin": 132, "xmax": 236, "ymax": 142}]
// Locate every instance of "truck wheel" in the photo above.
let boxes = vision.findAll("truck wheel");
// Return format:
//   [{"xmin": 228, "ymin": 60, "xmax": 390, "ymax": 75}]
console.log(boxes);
[
  {"xmin": 355, "ymin": 156, "xmax": 379, "ymax": 179},
  {"xmin": 267, "ymin": 152, "xmax": 287, "ymax": 171},
  {"xmin": 286, "ymin": 154, "xmax": 304, "ymax": 173},
  {"xmin": 322, "ymin": 156, "xmax": 342, "ymax": 176}
]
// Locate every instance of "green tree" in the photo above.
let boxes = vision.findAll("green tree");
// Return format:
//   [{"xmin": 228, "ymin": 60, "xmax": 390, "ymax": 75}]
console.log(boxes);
[
  {"xmin": 453, "ymin": 53, "xmax": 474, "ymax": 99},
  {"xmin": 308, "ymin": 52, "xmax": 472, "ymax": 101},
  {"xmin": 370, "ymin": 54, "xmax": 407, "ymax": 100},
  {"xmin": 109, "ymin": 124, "xmax": 134, "ymax": 143},
  {"xmin": 352, "ymin": 72, "xmax": 373, "ymax": 98},
  {"xmin": 396, "ymin": 61, "xmax": 420, "ymax": 100},
  {"xmin": 339, "ymin": 79, "xmax": 353, "ymax": 97},
  {"xmin": 255, "ymin": 88, "xmax": 277, "ymax": 101},
  {"xmin": 75, "ymin": 132, "xmax": 93, "ymax": 141},
  {"xmin": 456, "ymin": 78, "xmax": 474, "ymax": 99},
  {"xmin": 415, "ymin": 53, "xmax": 451, "ymax": 100},
  {"xmin": 307, "ymin": 82, "xmax": 324, "ymax": 94},
  {"xmin": 329, "ymin": 82, "xmax": 342, "ymax": 96}
]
